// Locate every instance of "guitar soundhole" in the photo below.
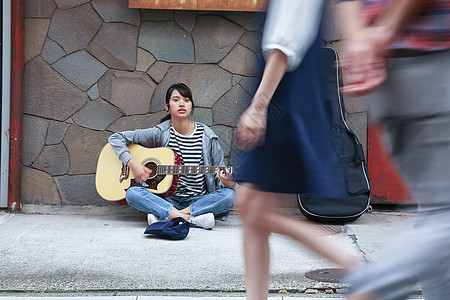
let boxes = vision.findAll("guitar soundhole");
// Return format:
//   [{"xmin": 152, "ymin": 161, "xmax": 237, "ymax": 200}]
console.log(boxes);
[{"xmin": 145, "ymin": 162, "xmax": 158, "ymax": 179}]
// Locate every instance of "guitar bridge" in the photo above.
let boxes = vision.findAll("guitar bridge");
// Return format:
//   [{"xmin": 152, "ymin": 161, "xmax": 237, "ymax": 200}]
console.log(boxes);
[{"xmin": 119, "ymin": 163, "xmax": 129, "ymax": 183}]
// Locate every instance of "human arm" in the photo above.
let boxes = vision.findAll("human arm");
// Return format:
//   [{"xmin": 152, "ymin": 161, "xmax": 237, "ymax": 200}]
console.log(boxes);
[
  {"xmin": 236, "ymin": 0, "xmax": 324, "ymax": 151},
  {"xmin": 108, "ymin": 128, "xmax": 160, "ymax": 182},
  {"xmin": 336, "ymin": 0, "xmax": 426, "ymax": 52},
  {"xmin": 336, "ymin": 0, "xmax": 426, "ymax": 95},
  {"xmin": 207, "ymin": 134, "xmax": 236, "ymax": 188},
  {"xmin": 217, "ymin": 167, "xmax": 236, "ymax": 188},
  {"xmin": 126, "ymin": 158, "xmax": 152, "ymax": 183},
  {"xmin": 236, "ymin": 49, "xmax": 288, "ymax": 151},
  {"xmin": 371, "ymin": 0, "xmax": 426, "ymax": 42}
]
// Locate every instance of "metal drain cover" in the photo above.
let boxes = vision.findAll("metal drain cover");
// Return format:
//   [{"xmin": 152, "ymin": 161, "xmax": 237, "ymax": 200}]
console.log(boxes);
[{"xmin": 305, "ymin": 268, "xmax": 347, "ymax": 283}]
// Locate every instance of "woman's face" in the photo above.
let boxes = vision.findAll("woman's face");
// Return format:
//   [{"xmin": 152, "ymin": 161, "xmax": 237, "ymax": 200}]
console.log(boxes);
[{"xmin": 165, "ymin": 89, "xmax": 193, "ymax": 119}]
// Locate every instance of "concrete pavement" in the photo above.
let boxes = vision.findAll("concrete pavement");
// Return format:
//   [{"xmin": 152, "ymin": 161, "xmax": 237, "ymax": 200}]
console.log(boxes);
[{"xmin": 0, "ymin": 205, "xmax": 421, "ymax": 299}]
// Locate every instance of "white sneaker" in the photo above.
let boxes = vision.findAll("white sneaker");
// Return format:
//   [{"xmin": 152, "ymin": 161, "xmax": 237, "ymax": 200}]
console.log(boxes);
[
  {"xmin": 147, "ymin": 213, "xmax": 159, "ymax": 225},
  {"xmin": 189, "ymin": 213, "xmax": 215, "ymax": 230}
]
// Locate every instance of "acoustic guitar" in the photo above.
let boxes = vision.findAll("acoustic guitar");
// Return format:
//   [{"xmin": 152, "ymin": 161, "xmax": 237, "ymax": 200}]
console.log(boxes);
[{"xmin": 95, "ymin": 144, "xmax": 233, "ymax": 205}]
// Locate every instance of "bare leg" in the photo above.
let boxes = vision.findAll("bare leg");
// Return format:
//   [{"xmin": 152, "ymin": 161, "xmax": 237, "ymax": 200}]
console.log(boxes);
[
  {"xmin": 236, "ymin": 184, "xmax": 362, "ymax": 299},
  {"xmin": 347, "ymin": 292, "xmax": 375, "ymax": 300},
  {"xmin": 236, "ymin": 184, "xmax": 277, "ymax": 300},
  {"xmin": 269, "ymin": 213, "xmax": 361, "ymax": 268},
  {"xmin": 179, "ymin": 207, "xmax": 191, "ymax": 217},
  {"xmin": 168, "ymin": 207, "xmax": 190, "ymax": 220}
]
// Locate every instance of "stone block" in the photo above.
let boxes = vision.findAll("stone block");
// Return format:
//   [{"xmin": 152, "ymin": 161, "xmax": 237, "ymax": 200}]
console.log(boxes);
[
  {"xmin": 98, "ymin": 70, "xmax": 115, "ymax": 101},
  {"xmin": 344, "ymin": 93, "xmax": 369, "ymax": 115},
  {"xmin": 222, "ymin": 11, "xmax": 265, "ymax": 31},
  {"xmin": 22, "ymin": 115, "xmax": 49, "ymax": 167},
  {"xmin": 25, "ymin": 18, "xmax": 50, "ymax": 62},
  {"xmin": 197, "ymin": 11, "xmax": 219, "ymax": 16},
  {"xmin": 211, "ymin": 125, "xmax": 234, "ymax": 157},
  {"xmin": 63, "ymin": 124, "xmax": 111, "ymax": 174},
  {"xmin": 174, "ymin": 10, "xmax": 197, "ymax": 32},
  {"xmin": 239, "ymin": 77, "xmax": 259, "ymax": 96},
  {"xmin": 52, "ymin": 50, "xmax": 108, "ymax": 91},
  {"xmin": 256, "ymin": 50, "xmax": 264, "ymax": 65},
  {"xmin": 72, "ymin": 99, "xmax": 124, "ymax": 130},
  {"xmin": 92, "ymin": 0, "xmax": 140, "ymax": 26},
  {"xmin": 54, "ymin": 0, "xmax": 90, "ymax": 9},
  {"xmin": 136, "ymin": 48, "xmax": 156, "ymax": 72},
  {"xmin": 114, "ymin": 70, "xmax": 145, "ymax": 79},
  {"xmin": 192, "ymin": 16, "xmax": 245, "ymax": 63},
  {"xmin": 228, "ymin": 143, "xmax": 242, "ymax": 167},
  {"xmin": 232, "ymin": 75, "xmax": 243, "ymax": 86},
  {"xmin": 239, "ymin": 31, "xmax": 262, "ymax": 53},
  {"xmin": 32, "ymin": 143, "xmax": 70, "ymax": 176},
  {"xmin": 25, "ymin": 0, "xmax": 56, "ymax": 18},
  {"xmin": 87, "ymin": 23, "xmax": 138, "ymax": 71},
  {"xmin": 189, "ymin": 65, "xmax": 233, "ymax": 107},
  {"xmin": 56, "ymin": 174, "xmax": 106, "ymax": 206},
  {"xmin": 139, "ymin": 21, "xmax": 194, "ymax": 63},
  {"xmin": 106, "ymin": 112, "xmax": 167, "ymax": 132},
  {"xmin": 147, "ymin": 61, "xmax": 171, "ymax": 83},
  {"xmin": 100, "ymin": 71, "xmax": 155, "ymax": 116},
  {"xmin": 212, "ymin": 84, "xmax": 252, "ymax": 127},
  {"xmin": 21, "ymin": 167, "xmax": 60, "ymax": 205},
  {"xmin": 48, "ymin": 4, "xmax": 102, "ymax": 53},
  {"xmin": 191, "ymin": 108, "xmax": 213, "ymax": 127},
  {"xmin": 141, "ymin": 9, "xmax": 173, "ymax": 21},
  {"xmin": 150, "ymin": 65, "xmax": 232, "ymax": 112},
  {"xmin": 219, "ymin": 44, "xmax": 260, "ymax": 76},
  {"xmin": 47, "ymin": 121, "xmax": 69, "ymax": 145},
  {"xmin": 24, "ymin": 57, "xmax": 88, "ymax": 121},
  {"xmin": 42, "ymin": 38, "xmax": 66, "ymax": 64},
  {"xmin": 88, "ymin": 84, "xmax": 100, "ymax": 100},
  {"xmin": 321, "ymin": 0, "xmax": 343, "ymax": 43}
]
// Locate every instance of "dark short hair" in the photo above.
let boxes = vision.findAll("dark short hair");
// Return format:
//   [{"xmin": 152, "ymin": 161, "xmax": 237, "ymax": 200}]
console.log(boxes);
[
  {"xmin": 165, "ymin": 83, "xmax": 194, "ymax": 110},
  {"xmin": 160, "ymin": 83, "xmax": 195, "ymax": 122}
]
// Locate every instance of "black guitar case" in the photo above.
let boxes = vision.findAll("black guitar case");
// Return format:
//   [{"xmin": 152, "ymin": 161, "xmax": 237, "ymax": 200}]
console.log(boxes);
[{"xmin": 297, "ymin": 48, "xmax": 371, "ymax": 223}]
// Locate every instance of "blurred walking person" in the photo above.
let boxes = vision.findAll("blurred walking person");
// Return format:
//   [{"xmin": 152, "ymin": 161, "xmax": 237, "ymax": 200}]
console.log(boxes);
[
  {"xmin": 234, "ymin": 0, "xmax": 361, "ymax": 298},
  {"xmin": 335, "ymin": 0, "xmax": 450, "ymax": 299}
]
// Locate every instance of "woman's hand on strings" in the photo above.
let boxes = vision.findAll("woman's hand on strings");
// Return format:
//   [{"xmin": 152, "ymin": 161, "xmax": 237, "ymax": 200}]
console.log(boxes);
[
  {"xmin": 127, "ymin": 158, "xmax": 152, "ymax": 183},
  {"xmin": 217, "ymin": 167, "xmax": 235, "ymax": 188}
]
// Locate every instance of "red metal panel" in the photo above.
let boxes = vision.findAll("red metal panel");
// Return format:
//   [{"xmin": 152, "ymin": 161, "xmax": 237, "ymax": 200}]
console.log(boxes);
[
  {"xmin": 8, "ymin": 0, "xmax": 25, "ymax": 212},
  {"xmin": 367, "ymin": 124, "xmax": 415, "ymax": 204}
]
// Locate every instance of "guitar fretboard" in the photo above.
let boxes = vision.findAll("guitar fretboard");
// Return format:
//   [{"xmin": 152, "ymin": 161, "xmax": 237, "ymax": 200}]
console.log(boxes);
[{"xmin": 157, "ymin": 165, "xmax": 232, "ymax": 175}]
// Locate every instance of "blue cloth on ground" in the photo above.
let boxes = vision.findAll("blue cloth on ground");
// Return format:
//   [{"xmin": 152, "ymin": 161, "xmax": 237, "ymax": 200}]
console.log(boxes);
[{"xmin": 144, "ymin": 217, "xmax": 195, "ymax": 240}]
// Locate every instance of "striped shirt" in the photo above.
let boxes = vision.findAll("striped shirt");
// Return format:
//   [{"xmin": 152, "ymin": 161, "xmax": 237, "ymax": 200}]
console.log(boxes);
[{"xmin": 167, "ymin": 123, "xmax": 207, "ymax": 198}]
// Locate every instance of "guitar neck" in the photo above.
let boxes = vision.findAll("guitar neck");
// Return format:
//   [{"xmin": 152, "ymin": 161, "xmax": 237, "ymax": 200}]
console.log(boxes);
[{"xmin": 157, "ymin": 165, "xmax": 232, "ymax": 175}]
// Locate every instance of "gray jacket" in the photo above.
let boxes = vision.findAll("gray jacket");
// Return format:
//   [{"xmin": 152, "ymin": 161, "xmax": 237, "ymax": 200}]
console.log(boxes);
[{"xmin": 108, "ymin": 120, "xmax": 225, "ymax": 193}]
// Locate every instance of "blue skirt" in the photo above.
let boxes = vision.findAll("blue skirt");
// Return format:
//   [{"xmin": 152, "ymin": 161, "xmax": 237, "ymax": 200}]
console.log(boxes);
[{"xmin": 236, "ymin": 36, "xmax": 343, "ymax": 198}]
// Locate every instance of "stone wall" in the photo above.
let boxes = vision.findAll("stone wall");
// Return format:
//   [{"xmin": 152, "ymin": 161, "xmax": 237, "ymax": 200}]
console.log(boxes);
[{"xmin": 21, "ymin": 0, "xmax": 368, "ymax": 207}]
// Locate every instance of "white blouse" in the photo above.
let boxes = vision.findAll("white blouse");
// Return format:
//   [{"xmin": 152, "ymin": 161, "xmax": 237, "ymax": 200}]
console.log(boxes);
[{"xmin": 262, "ymin": 0, "xmax": 325, "ymax": 71}]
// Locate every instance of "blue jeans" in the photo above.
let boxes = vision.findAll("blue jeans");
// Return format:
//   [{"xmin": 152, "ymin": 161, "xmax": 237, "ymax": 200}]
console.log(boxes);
[{"xmin": 125, "ymin": 187, "xmax": 235, "ymax": 220}]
